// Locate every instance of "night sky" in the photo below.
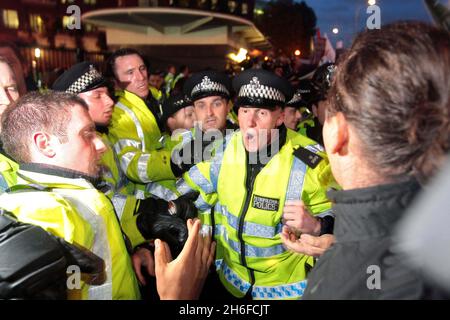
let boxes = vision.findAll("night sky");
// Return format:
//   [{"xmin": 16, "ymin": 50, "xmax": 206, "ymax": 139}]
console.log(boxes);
[{"xmin": 296, "ymin": 0, "xmax": 441, "ymax": 47}]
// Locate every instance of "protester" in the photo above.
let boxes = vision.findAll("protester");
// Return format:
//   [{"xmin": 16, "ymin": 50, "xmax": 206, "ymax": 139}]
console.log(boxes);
[{"xmin": 287, "ymin": 21, "xmax": 450, "ymax": 299}]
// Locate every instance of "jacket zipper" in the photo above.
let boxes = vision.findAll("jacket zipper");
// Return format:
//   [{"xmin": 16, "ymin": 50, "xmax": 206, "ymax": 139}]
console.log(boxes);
[{"xmin": 237, "ymin": 163, "xmax": 257, "ymax": 294}]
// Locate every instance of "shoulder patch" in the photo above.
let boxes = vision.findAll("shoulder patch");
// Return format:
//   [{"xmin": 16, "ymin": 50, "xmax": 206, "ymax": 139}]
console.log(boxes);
[{"xmin": 293, "ymin": 146, "xmax": 323, "ymax": 169}]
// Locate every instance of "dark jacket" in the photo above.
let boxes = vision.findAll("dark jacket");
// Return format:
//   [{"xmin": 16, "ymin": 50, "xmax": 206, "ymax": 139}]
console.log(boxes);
[{"xmin": 303, "ymin": 180, "xmax": 447, "ymax": 300}]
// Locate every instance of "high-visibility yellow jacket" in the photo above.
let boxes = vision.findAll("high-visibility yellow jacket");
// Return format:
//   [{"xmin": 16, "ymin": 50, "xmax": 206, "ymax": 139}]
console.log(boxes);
[
  {"xmin": 0, "ymin": 165, "xmax": 141, "ymax": 300},
  {"xmin": 107, "ymin": 90, "xmax": 179, "ymax": 201},
  {"xmin": 0, "ymin": 152, "xmax": 18, "ymax": 193},
  {"xmin": 96, "ymin": 131, "xmax": 146, "ymax": 248},
  {"xmin": 179, "ymin": 128, "xmax": 336, "ymax": 300},
  {"xmin": 150, "ymin": 86, "xmax": 164, "ymax": 103}
]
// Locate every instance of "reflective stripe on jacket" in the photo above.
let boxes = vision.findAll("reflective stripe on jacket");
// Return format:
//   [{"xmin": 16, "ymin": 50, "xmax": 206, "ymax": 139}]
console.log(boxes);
[{"xmin": 0, "ymin": 153, "xmax": 18, "ymax": 193}]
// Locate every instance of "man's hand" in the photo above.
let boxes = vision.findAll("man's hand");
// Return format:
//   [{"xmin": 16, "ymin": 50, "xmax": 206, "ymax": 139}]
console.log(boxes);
[
  {"xmin": 282, "ymin": 200, "xmax": 321, "ymax": 236},
  {"xmin": 154, "ymin": 219, "xmax": 215, "ymax": 300},
  {"xmin": 132, "ymin": 246, "xmax": 155, "ymax": 285},
  {"xmin": 281, "ymin": 226, "xmax": 335, "ymax": 258}
]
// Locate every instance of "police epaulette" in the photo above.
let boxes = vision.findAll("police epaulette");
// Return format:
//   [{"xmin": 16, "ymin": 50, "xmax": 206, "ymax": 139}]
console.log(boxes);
[{"xmin": 293, "ymin": 146, "xmax": 323, "ymax": 169}]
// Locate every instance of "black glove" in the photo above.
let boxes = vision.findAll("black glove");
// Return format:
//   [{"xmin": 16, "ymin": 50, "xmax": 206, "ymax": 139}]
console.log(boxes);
[
  {"xmin": 170, "ymin": 139, "xmax": 197, "ymax": 177},
  {"xmin": 0, "ymin": 209, "xmax": 105, "ymax": 300},
  {"xmin": 136, "ymin": 198, "xmax": 188, "ymax": 258},
  {"xmin": 168, "ymin": 191, "xmax": 199, "ymax": 221}
]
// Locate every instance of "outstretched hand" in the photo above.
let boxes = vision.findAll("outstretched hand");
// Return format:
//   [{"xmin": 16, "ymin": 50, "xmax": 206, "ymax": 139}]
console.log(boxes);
[{"xmin": 154, "ymin": 219, "xmax": 215, "ymax": 300}]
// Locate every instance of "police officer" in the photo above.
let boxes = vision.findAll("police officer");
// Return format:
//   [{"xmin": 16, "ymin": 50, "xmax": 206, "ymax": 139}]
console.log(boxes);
[
  {"xmin": 171, "ymin": 70, "xmax": 236, "ymax": 176},
  {"xmin": 52, "ymin": 62, "xmax": 130, "ymax": 195},
  {"xmin": 305, "ymin": 63, "xmax": 337, "ymax": 146},
  {"xmin": 161, "ymin": 94, "xmax": 196, "ymax": 134},
  {"xmin": 284, "ymin": 88, "xmax": 305, "ymax": 131},
  {"xmin": 106, "ymin": 48, "xmax": 178, "ymax": 201},
  {"xmin": 177, "ymin": 68, "xmax": 336, "ymax": 300}
]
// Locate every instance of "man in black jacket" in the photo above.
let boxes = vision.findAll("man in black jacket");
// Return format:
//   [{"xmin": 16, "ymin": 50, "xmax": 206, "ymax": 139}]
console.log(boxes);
[{"xmin": 283, "ymin": 22, "xmax": 450, "ymax": 299}]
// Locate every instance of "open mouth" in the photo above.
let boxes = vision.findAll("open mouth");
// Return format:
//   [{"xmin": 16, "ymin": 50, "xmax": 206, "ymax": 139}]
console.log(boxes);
[{"xmin": 244, "ymin": 130, "xmax": 257, "ymax": 144}]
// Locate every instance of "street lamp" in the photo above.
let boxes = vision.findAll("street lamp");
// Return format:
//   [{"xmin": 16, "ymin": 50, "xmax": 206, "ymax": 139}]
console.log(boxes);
[
  {"xmin": 228, "ymin": 48, "xmax": 248, "ymax": 63},
  {"xmin": 294, "ymin": 49, "xmax": 301, "ymax": 56},
  {"xmin": 332, "ymin": 27, "xmax": 339, "ymax": 34},
  {"xmin": 34, "ymin": 48, "xmax": 42, "ymax": 89},
  {"xmin": 34, "ymin": 48, "xmax": 41, "ymax": 59},
  {"xmin": 368, "ymin": 0, "xmax": 376, "ymax": 5}
]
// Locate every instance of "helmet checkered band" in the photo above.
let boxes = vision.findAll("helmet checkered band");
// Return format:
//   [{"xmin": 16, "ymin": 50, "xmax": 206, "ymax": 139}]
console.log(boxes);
[
  {"xmin": 238, "ymin": 77, "xmax": 285, "ymax": 103},
  {"xmin": 174, "ymin": 96, "xmax": 191, "ymax": 108},
  {"xmin": 288, "ymin": 92, "xmax": 302, "ymax": 105},
  {"xmin": 66, "ymin": 65, "xmax": 102, "ymax": 94},
  {"xmin": 191, "ymin": 76, "xmax": 229, "ymax": 96}
]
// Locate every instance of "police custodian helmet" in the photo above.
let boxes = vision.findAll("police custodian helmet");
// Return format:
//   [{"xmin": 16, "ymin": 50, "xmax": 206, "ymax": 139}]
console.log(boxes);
[
  {"xmin": 232, "ymin": 68, "xmax": 294, "ymax": 109},
  {"xmin": 183, "ymin": 70, "xmax": 232, "ymax": 102}
]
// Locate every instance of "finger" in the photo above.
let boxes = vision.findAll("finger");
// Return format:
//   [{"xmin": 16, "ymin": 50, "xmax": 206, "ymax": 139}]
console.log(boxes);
[
  {"xmin": 284, "ymin": 220, "xmax": 301, "ymax": 230},
  {"xmin": 281, "ymin": 236, "xmax": 299, "ymax": 253},
  {"xmin": 201, "ymin": 226, "xmax": 212, "ymax": 265},
  {"xmin": 301, "ymin": 234, "xmax": 335, "ymax": 249},
  {"xmin": 283, "ymin": 238, "xmax": 313, "ymax": 255},
  {"xmin": 206, "ymin": 241, "xmax": 216, "ymax": 269},
  {"xmin": 282, "ymin": 211, "xmax": 299, "ymax": 220},
  {"xmin": 154, "ymin": 239, "xmax": 170, "ymax": 277},
  {"xmin": 177, "ymin": 219, "xmax": 200, "ymax": 261},
  {"xmin": 195, "ymin": 224, "xmax": 205, "ymax": 260},
  {"xmin": 284, "ymin": 200, "xmax": 303, "ymax": 206},
  {"xmin": 295, "ymin": 239, "xmax": 325, "ymax": 257},
  {"xmin": 283, "ymin": 205, "xmax": 300, "ymax": 214},
  {"xmin": 300, "ymin": 234, "xmax": 320, "ymax": 247},
  {"xmin": 132, "ymin": 255, "xmax": 146, "ymax": 285}
]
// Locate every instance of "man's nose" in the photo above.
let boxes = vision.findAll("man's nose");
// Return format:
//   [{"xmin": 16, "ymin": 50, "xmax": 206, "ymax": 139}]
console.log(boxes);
[
  {"xmin": 206, "ymin": 104, "xmax": 214, "ymax": 116},
  {"xmin": 104, "ymin": 94, "xmax": 114, "ymax": 109}
]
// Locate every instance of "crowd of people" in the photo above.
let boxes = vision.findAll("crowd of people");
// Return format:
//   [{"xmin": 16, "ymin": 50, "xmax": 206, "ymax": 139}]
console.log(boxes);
[{"xmin": 0, "ymin": 20, "xmax": 449, "ymax": 300}]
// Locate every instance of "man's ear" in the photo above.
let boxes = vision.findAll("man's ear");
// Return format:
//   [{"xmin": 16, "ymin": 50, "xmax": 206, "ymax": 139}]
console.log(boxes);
[
  {"xmin": 32, "ymin": 132, "xmax": 56, "ymax": 158},
  {"xmin": 325, "ymin": 112, "xmax": 349, "ymax": 156},
  {"xmin": 166, "ymin": 117, "xmax": 175, "ymax": 132}
]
